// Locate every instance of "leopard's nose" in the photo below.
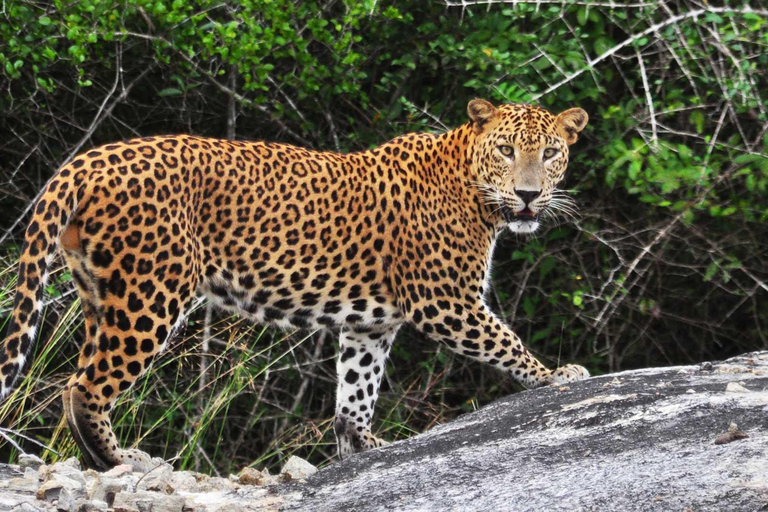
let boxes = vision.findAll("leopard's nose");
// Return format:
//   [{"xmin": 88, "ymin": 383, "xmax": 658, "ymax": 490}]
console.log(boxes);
[{"xmin": 514, "ymin": 189, "xmax": 542, "ymax": 207}]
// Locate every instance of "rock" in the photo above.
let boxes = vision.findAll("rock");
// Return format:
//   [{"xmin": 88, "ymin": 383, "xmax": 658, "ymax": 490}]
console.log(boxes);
[
  {"xmin": 725, "ymin": 382, "xmax": 750, "ymax": 393},
  {"xmin": 0, "ymin": 351, "xmax": 766, "ymax": 511},
  {"xmin": 136, "ymin": 461, "xmax": 175, "ymax": 494},
  {"xmin": 169, "ymin": 470, "xmax": 203, "ymax": 493},
  {"xmin": 210, "ymin": 503, "xmax": 251, "ymax": 512},
  {"xmin": 270, "ymin": 351, "xmax": 768, "ymax": 511},
  {"xmin": 59, "ymin": 457, "xmax": 82, "ymax": 470},
  {"xmin": 18, "ymin": 453, "xmax": 45, "ymax": 471},
  {"xmin": 36, "ymin": 474, "xmax": 82, "ymax": 501},
  {"xmin": 279, "ymin": 456, "xmax": 317, "ymax": 482},
  {"xmin": 87, "ymin": 471, "xmax": 136, "ymax": 505},
  {"xmin": 237, "ymin": 467, "xmax": 269, "ymax": 486},
  {"xmin": 204, "ymin": 476, "xmax": 238, "ymax": 492},
  {"xmin": 112, "ymin": 490, "xmax": 185, "ymax": 512},
  {"xmin": 0, "ymin": 466, "xmax": 39, "ymax": 494},
  {"xmin": 39, "ymin": 458, "xmax": 86, "ymax": 487},
  {"xmin": 56, "ymin": 485, "xmax": 88, "ymax": 512},
  {"xmin": 79, "ymin": 499, "xmax": 110, "ymax": 511},
  {"xmin": 102, "ymin": 464, "xmax": 133, "ymax": 478}
]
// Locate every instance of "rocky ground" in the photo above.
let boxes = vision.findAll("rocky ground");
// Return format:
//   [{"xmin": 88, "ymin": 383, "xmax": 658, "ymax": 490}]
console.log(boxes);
[
  {"xmin": 0, "ymin": 452, "xmax": 315, "ymax": 511},
  {"xmin": 1, "ymin": 351, "xmax": 766, "ymax": 511}
]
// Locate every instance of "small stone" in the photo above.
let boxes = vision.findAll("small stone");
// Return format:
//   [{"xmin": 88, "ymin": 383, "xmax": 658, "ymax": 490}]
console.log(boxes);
[
  {"xmin": 211, "ymin": 504, "xmax": 250, "ymax": 512},
  {"xmin": 102, "ymin": 464, "xmax": 133, "ymax": 479},
  {"xmin": 170, "ymin": 471, "xmax": 202, "ymax": 493},
  {"xmin": 238, "ymin": 467, "xmax": 268, "ymax": 485},
  {"xmin": 45, "ymin": 460, "xmax": 87, "ymax": 486},
  {"xmin": 57, "ymin": 486, "xmax": 87, "ymax": 512},
  {"xmin": 136, "ymin": 462, "xmax": 175, "ymax": 494},
  {"xmin": 78, "ymin": 499, "xmax": 110, "ymax": 511},
  {"xmin": 87, "ymin": 472, "xmax": 133, "ymax": 505},
  {"xmin": 4, "ymin": 469, "xmax": 40, "ymax": 493},
  {"xmin": 112, "ymin": 490, "xmax": 185, "ymax": 512},
  {"xmin": 36, "ymin": 474, "xmax": 83, "ymax": 502},
  {"xmin": 685, "ymin": 389, "xmax": 695, "ymax": 394},
  {"xmin": 38, "ymin": 458, "xmax": 84, "ymax": 488},
  {"xmin": 725, "ymin": 382, "xmax": 750, "ymax": 393},
  {"xmin": 59, "ymin": 457, "xmax": 82, "ymax": 470},
  {"xmin": 279, "ymin": 456, "xmax": 317, "ymax": 482},
  {"xmin": 714, "ymin": 365, "xmax": 751, "ymax": 375},
  {"xmin": 208, "ymin": 476, "xmax": 238, "ymax": 491},
  {"xmin": 19, "ymin": 453, "xmax": 45, "ymax": 471}
]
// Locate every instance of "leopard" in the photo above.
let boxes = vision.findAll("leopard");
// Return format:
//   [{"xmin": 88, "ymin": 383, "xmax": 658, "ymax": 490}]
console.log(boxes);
[{"xmin": 0, "ymin": 99, "xmax": 589, "ymax": 470}]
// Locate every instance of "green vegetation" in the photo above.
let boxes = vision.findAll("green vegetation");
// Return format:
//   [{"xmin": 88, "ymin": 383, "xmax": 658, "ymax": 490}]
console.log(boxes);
[{"xmin": 1, "ymin": 0, "xmax": 766, "ymax": 474}]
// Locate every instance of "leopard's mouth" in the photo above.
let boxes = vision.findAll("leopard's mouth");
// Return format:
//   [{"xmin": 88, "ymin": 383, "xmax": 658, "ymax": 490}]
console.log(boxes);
[
  {"xmin": 501, "ymin": 206, "xmax": 539, "ymax": 223},
  {"xmin": 501, "ymin": 206, "xmax": 540, "ymax": 234}
]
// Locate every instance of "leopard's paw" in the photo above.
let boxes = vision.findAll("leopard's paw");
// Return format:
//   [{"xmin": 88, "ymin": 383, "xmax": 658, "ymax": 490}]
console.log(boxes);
[
  {"xmin": 334, "ymin": 417, "xmax": 389, "ymax": 460},
  {"xmin": 364, "ymin": 432, "xmax": 389, "ymax": 449},
  {"xmin": 547, "ymin": 364, "xmax": 590, "ymax": 385}
]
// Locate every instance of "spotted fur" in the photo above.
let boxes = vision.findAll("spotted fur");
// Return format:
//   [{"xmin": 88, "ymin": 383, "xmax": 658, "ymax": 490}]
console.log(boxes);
[{"xmin": 0, "ymin": 100, "xmax": 589, "ymax": 469}]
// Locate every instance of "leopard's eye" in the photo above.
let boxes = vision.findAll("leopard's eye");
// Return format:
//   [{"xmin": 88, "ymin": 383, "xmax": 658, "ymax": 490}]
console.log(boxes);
[
  {"xmin": 543, "ymin": 148, "xmax": 559, "ymax": 159},
  {"xmin": 498, "ymin": 145, "xmax": 514, "ymax": 158}
]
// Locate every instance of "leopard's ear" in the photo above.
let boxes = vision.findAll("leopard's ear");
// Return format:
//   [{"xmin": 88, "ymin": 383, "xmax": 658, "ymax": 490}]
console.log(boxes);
[
  {"xmin": 467, "ymin": 99, "xmax": 497, "ymax": 134},
  {"xmin": 555, "ymin": 108, "xmax": 589, "ymax": 145}
]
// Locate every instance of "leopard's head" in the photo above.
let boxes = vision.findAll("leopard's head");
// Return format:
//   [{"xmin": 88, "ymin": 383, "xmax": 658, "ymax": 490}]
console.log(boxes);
[{"xmin": 467, "ymin": 99, "xmax": 588, "ymax": 234}]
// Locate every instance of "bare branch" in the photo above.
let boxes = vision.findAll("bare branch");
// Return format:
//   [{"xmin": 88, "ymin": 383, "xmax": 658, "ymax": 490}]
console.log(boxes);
[{"xmin": 529, "ymin": 6, "xmax": 768, "ymax": 101}]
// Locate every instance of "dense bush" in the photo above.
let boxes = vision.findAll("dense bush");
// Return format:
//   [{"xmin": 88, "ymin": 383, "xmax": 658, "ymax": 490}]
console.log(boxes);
[{"xmin": 1, "ymin": 0, "xmax": 766, "ymax": 474}]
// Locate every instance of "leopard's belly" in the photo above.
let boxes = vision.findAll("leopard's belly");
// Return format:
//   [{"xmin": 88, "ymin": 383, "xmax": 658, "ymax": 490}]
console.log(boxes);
[{"xmin": 199, "ymin": 272, "xmax": 402, "ymax": 330}]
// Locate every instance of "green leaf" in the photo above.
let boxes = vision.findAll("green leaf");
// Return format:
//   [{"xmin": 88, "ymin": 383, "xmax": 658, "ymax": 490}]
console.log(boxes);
[
  {"xmin": 158, "ymin": 88, "xmax": 183, "ymax": 97},
  {"xmin": 689, "ymin": 111, "xmax": 704, "ymax": 134},
  {"xmin": 522, "ymin": 297, "xmax": 535, "ymax": 318},
  {"xmin": 577, "ymin": 7, "xmax": 588, "ymax": 27},
  {"xmin": 511, "ymin": 250, "xmax": 528, "ymax": 261},
  {"xmin": 539, "ymin": 257, "xmax": 556, "ymax": 279},
  {"xmin": 594, "ymin": 37, "xmax": 613, "ymax": 56},
  {"xmin": 703, "ymin": 262, "xmax": 718, "ymax": 282}
]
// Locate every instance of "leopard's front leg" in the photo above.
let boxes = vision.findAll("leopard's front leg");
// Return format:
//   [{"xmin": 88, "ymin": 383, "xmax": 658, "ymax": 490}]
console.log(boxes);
[
  {"xmin": 334, "ymin": 327, "xmax": 398, "ymax": 459},
  {"xmin": 412, "ymin": 301, "xmax": 588, "ymax": 388}
]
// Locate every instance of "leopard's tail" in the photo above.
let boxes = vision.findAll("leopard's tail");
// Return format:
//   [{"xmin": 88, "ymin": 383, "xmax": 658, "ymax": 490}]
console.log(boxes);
[{"xmin": 0, "ymin": 166, "xmax": 80, "ymax": 400}]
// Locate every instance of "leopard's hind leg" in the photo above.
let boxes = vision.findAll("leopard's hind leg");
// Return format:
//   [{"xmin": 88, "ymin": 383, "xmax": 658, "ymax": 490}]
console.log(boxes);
[
  {"xmin": 60, "ymin": 224, "xmax": 199, "ymax": 470},
  {"xmin": 60, "ymin": 224, "xmax": 106, "ymax": 469}
]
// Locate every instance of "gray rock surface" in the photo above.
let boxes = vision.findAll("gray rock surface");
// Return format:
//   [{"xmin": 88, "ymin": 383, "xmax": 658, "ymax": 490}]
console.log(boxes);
[{"xmin": 1, "ymin": 352, "xmax": 766, "ymax": 511}]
